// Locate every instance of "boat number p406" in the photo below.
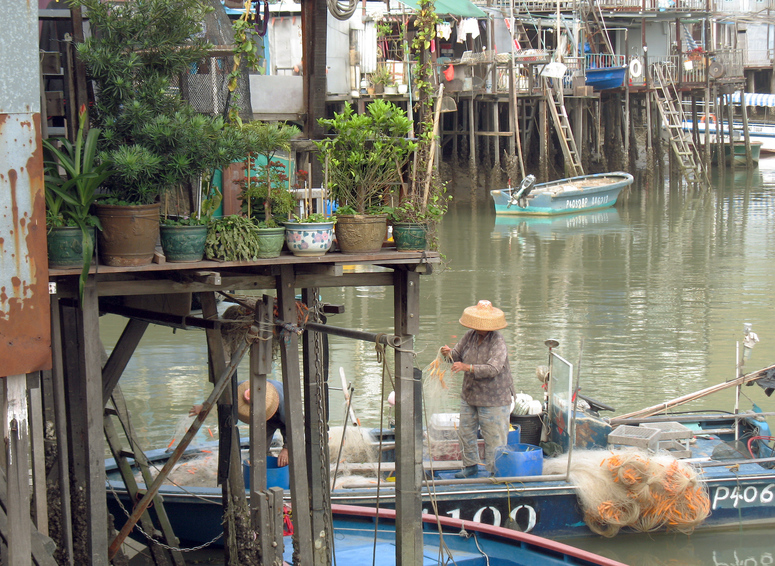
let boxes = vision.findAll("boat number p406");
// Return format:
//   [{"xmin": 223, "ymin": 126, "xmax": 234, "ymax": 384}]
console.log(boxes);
[{"xmin": 712, "ymin": 484, "xmax": 775, "ymax": 509}]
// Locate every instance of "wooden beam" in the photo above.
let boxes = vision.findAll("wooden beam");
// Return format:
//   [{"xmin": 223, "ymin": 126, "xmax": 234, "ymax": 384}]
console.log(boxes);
[
  {"xmin": 49, "ymin": 296, "xmax": 74, "ymax": 564},
  {"xmin": 27, "ymin": 372, "xmax": 48, "ymax": 536},
  {"xmin": 62, "ymin": 278, "xmax": 108, "ymax": 563},
  {"xmin": 393, "ymin": 269, "xmax": 422, "ymax": 565},
  {"xmin": 102, "ymin": 318, "xmax": 150, "ymax": 406},
  {"xmin": 4, "ymin": 373, "xmax": 31, "ymax": 564},
  {"xmin": 301, "ymin": 288, "xmax": 332, "ymax": 565},
  {"xmin": 276, "ymin": 266, "xmax": 313, "ymax": 564}
]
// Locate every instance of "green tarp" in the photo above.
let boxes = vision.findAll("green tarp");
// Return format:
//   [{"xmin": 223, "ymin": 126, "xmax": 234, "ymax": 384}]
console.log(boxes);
[{"xmin": 396, "ymin": 0, "xmax": 486, "ymax": 18}]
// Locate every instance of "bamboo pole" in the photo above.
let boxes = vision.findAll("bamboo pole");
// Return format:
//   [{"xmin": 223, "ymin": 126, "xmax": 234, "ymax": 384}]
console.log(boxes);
[
  {"xmin": 610, "ymin": 363, "xmax": 775, "ymax": 423},
  {"xmin": 422, "ymin": 83, "xmax": 445, "ymax": 207}
]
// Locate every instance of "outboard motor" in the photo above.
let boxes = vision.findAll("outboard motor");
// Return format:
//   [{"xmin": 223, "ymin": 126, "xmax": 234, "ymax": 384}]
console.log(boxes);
[{"xmin": 509, "ymin": 174, "xmax": 536, "ymax": 207}]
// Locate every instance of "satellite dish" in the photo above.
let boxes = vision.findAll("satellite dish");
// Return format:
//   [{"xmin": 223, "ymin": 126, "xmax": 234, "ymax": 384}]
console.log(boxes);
[{"xmin": 709, "ymin": 61, "xmax": 726, "ymax": 79}]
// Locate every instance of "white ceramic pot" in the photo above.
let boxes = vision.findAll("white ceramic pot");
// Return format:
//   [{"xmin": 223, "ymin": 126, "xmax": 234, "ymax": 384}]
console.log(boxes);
[{"xmin": 283, "ymin": 221, "xmax": 335, "ymax": 256}]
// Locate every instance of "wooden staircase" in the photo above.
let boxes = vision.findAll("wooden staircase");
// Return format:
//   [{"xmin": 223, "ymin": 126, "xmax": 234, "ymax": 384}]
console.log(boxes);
[
  {"xmin": 104, "ymin": 387, "xmax": 186, "ymax": 566},
  {"xmin": 545, "ymin": 80, "xmax": 585, "ymax": 177},
  {"xmin": 582, "ymin": 0, "xmax": 614, "ymax": 55},
  {"xmin": 651, "ymin": 62, "xmax": 709, "ymax": 185}
]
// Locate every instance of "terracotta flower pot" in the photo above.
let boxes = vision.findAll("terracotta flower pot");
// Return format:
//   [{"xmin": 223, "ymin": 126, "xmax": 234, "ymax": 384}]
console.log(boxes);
[
  {"xmin": 335, "ymin": 214, "xmax": 387, "ymax": 254},
  {"xmin": 95, "ymin": 203, "xmax": 161, "ymax": 267}
]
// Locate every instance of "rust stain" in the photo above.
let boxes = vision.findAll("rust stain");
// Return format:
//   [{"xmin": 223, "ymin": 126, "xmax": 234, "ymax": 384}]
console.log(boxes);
[{"xmin": 0, "ymin": 113, "xmax": 51, "ymax": 375}]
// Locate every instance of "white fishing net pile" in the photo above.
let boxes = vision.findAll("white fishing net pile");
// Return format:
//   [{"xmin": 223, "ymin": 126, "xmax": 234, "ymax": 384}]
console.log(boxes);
[
  {"xmin": 544, "ymin": 449, "xmax": 710, "ymax": 537},
  {"xmin": 422, "ymin": 350, "xmax": 461, "ymax": 461}
]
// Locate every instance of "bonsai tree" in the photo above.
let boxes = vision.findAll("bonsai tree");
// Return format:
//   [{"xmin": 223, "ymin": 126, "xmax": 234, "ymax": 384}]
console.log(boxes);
[
  {"xmin": 73, "ymin": 0, "xmax": 237, "ymax": 205},
  {"xmin": 315, "ymin": 99, "xmax": 416, "ymax": 215},
  {"xmin": 237, "ymin": 121, "xmax": 301, "ymax": 226}
]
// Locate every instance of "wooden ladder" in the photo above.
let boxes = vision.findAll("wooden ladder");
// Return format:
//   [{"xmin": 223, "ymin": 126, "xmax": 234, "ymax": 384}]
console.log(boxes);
[
  {"xmin": 545, "ymin": 80, "xmax": 585, "ymax": 177},
  {"xmin": 583, "ymin": 0, "xmax": 614, "ymax": 55},
  {"xmin": 513, "ymin": 20, "xmax": 532, "ymax": 50},
  {"xmin": 104, "ymin": 387, "xmax": 186, "ymax": 566},
  {"xmin": 651, "ymin": 62, "xmax": 709, "ymax": 186}
]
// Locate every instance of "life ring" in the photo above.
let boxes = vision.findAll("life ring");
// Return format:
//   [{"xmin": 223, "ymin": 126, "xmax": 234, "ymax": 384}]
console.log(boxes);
[
  {"xmin": 700, "ymin": 114, "xmax": 717, "ymax": 125},
  {"xmin": 629, "ymin": 58, "xmax": 642, "ymax": 78}
]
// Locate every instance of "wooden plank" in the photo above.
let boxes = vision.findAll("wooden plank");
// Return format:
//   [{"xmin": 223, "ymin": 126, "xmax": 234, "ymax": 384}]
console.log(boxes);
[
  {"xmin": 62, "ymin": 278, "xmax": 109, "ymax": 563},
  {"xmin": 40, "ymin": 51, "xmax": 61, "ymax": 75},
  {"xmin": 49, "ymin": 296, "xmax": 74, "ymax": 564},
  {"xmin": 301, "ymin": 288, "xmax": 331, "ymax": 565},
  {"xmin": 4, "ymin": 374, "xmax": 31, "ymax": 564},
  {"xmin": 102, "ymin": 319, "xmax": 150, "ymax": 405},
  {"xmin": 27, "ymin": 372, "xmax": 48, "ymax": 536},
  {"xmin": 267, "ymin": 488, "xmax": 285, "ymax": 562},
  {"xmin": 393, "ymin": 270, "xmax": 422, "ymax": 566},
  {"xmin": 275, "ymin": 266, "xmax": 313, "ymax": 564},
  {"xmin": 110, "ymin": 388, "xmax": 184, "ymax": 565},
  {"xmin": 44, "ymin": 91, "xmax": 65, "ymax": 116},
  {"xmin": 249, "ymin": 296, "xmax": 271, "ymax": 523}
]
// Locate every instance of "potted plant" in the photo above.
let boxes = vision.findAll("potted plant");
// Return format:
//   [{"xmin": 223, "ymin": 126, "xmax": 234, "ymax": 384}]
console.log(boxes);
[
  {"xmin": 316, "ymin": 99, "xmax": 416, "ymax": 253},
  {"xmin": 43, "ymin": 104, "xmax": 112, "ymax": 297},
  {"xmin": 370, "ymin": 66, "xmax": 393, "ymax": 95},
  {"xmin": 283, "ymin": 212, "xmax": 335, "ymax": 257},
  {"xmin": 73, "ymin": 0, "xmax": 220, "ymax": 266},
  {"xmin": 236, "ymin": 121, "xmax": 300, "ymax": 258},
  {"xmin": 204, "ymin": 214, "xmax": 263, "ymax": 262}
]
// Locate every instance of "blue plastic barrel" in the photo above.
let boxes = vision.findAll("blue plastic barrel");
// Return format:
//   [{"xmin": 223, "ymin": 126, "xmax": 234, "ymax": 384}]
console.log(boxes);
[
  {"xmin": 493, "ymin": 443, "xmax": 543, "ymax": 477},
  {"xmin": 242, "ymin": 456, "xmax": 290, "ymax": 490}
]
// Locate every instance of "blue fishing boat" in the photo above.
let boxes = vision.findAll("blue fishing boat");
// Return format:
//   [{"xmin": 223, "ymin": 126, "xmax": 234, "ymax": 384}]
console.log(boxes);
[
  {"xmin": 106, "ymin": 339, "xmax": 775, "ymax": 547},
  {"xmin": 585, "ymin": 65, "xmax": 627, "ymax": 90},
  {"xmin": 307, "ymin": 504, "xmax": 627, "ymax": 566},
  {"xmin": 490, "ymin": 172, "xmax": 633, "ymax": 216}
]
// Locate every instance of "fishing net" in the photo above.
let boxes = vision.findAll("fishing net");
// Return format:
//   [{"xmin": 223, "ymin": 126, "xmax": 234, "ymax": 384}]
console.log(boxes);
[
  {"xmin": 423, "ymin": 349, "xmax": 461, "ymax": 461},
  {"xmin": 544, "ymin": 449, "xmax": 710, "ymax": 537}
]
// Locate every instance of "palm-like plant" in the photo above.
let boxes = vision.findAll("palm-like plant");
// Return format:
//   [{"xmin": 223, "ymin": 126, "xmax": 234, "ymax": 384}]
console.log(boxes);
[{"xmin": 43, "ymin": 104, "xmax": 113, "ymax": 298}]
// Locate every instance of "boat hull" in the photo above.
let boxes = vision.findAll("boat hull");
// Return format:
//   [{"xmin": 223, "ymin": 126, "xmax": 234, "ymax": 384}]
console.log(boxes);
[
  {"xmin": 490, "ymin": 172, "xmax": 633, "ymax": 216},
  {"xmin": 585, "ymin": 66, "xmax": 627, "ymax": 90},
  {"xmin": 682, "ymin": 120, "xmax": 775, "ymax": 154},
  {"xmin": 106, "ymin": 414, "xmax": 775, "ymax": 547}
]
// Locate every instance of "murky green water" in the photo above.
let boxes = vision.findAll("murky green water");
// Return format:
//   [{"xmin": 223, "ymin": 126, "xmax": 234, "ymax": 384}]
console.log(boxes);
[{"xmin": 102, "ymin": 159, "xmax": 775, "ymax": 565}]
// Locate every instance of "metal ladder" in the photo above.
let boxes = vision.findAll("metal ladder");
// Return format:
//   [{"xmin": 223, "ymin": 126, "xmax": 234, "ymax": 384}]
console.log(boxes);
[
  {"xmin": 104, "ymin": 386, "xmax": 186, "ymax": 566},
  {"xmin": 651, "ymin": 62, "xmax": 709, "ymax": 185},
  {"xmin": 545, "ymin": 80, "xmax": 585, "ymax": 177}
]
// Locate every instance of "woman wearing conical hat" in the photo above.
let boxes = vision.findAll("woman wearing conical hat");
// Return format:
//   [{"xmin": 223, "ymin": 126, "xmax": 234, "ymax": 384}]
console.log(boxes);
[
  {"xmin": 441, "ymin": 300, "xmax": 514, "ymax": 478},
  {"xmin": 190, "ymin": 379, "xmax": 288, "ymax": 466}
]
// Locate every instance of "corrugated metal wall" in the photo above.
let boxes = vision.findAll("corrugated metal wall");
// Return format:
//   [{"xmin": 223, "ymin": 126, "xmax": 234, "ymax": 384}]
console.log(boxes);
[{"xmin": 0, "ymin": 0, "xmax": 52, "ymax": 377}]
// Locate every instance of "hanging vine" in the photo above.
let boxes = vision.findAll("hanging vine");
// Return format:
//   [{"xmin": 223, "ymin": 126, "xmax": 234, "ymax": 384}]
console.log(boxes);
[{"xmin": 227, "ymin": 0, "xmax": 266, "ymax": 122}]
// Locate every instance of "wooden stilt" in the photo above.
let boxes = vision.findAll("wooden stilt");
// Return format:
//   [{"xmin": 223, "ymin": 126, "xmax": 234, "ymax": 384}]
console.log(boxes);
[
  {"xmin": 393, "ymin": 269, "xmax": 421, "ymax": 566},
  {"xmin": 49, "ymin": 296, "xmax": 74, "ymax": 565},
  {"xmin": 726, "ymin": 89, "xmax": 736, "ymax": 171},
  {"xmin": 301, "ymin": 288, "xmax": 332, "ymax": 565},
  {"xmin": 5, "ymin": 373, "xmax": 32, "ymax": 564},
  {"xmin": 276, "ymin": 265, "xmax": 314, "ymax": 565},
  {"xmin": 28, "ymin": 372, "xmax": 48, "ymax": 536},
  {"xmin": 740, "ymin": 89, "xmax": 753, "ymax": 168},
  {"xmin": 61, "ymin": 278, "xmax": 109, "ymax": 564},
  {"xmin": 539, "ymin": 96, "xmax": 548, "ymax": 180},
  {"xmin": 468, "ymin": 96, "xmax": 477, "ymax": 202}
]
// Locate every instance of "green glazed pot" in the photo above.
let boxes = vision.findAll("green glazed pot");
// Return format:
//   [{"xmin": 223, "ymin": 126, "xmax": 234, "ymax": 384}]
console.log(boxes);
[
  {"xmin": 47, "ymin": 226, "xmax": 94, "ymax": 268},
  {"xmin": 160, "ymin": 224, "xmax": 208, "ymax": 262},
  {"xmin": 392, "ymin": 222, "xmax": 427, "ymax": 251},
  {"xmin": 256, "ymin": 226, "xmax": 286, "ymax": 258}
]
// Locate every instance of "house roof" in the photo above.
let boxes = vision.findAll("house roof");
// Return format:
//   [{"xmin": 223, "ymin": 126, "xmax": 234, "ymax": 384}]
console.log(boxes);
[{"xmin": 395, "ymin": 0, "xmax": 485, "ymax": 18}]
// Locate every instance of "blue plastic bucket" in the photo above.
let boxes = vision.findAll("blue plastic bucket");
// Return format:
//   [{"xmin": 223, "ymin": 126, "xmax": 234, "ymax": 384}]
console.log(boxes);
[
  {"xmin": 242, "ymin": 456, "xmax": 290, "ymax": 490},
  {"xmin": 507, "ymin": 427, "xmax": 521, "ymax": 446},
  {"xmin": 493, "ymin": 443, "xmax": 543, "ymax": 477}
]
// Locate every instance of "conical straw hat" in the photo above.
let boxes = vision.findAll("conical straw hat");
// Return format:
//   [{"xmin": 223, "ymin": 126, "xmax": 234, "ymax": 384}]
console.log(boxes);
[
  {"xmin": 237, "ymin": 380, "xmax": 279, "ymax": 424},
  {"xmin": 459, "ymin": 300, "xmax": 507, "ymax": 331}
]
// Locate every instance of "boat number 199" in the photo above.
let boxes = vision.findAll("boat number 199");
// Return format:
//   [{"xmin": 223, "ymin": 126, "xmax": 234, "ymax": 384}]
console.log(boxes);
[
  {"xmin": 712, "ymin": 484, "xmax": 775, "ymax": 509},
  {"xmin": 422, "ymin": 505, "xmax": 537, "ymax": 532}
]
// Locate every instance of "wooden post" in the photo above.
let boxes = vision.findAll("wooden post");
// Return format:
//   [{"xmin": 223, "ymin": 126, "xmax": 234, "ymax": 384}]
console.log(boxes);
[
  {"xmin": 276, "ymin": 265, "xmax": 314, "ymax": 565},
  {"xmin": 468, "ymin": 96, "xmax": 477, "ymax": 203},
  {"xmin": 740, "ymin": 89, "xmax": 753, "ymax": 168},
  {"xmin": 393, "ymin": 269, "xmax": 421, "ymax": 566},
  {"xmin": 539, "ymin": 95, "xmax": 548, "ymax": 180},
  {"xmin": 61, "ymin": 279, "xmax": 108, "ymax": 564},
  {"xmin": 28, "ymin": 372, "xmax": 47, "ymax": 536},
  {"xmin": 726, "ymin": 88, "xmax": 736, "ymax": 171},
  {"xmin": 49, "ymin": 296, "xmax": 74, "ymax": 565},
  {"xmin": 301, "ymin": 288, "xmax": 332, "ymax": 565},
  {"xmin": 4, "ymin": 373, "xmax": 31, "ymax": 564}
]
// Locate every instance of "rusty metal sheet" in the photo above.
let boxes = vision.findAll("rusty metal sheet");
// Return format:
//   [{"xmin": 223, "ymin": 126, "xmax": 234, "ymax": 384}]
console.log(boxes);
[{"xmin": 0, "ymin": 113, "xmax": 52, "ymax": 377}]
